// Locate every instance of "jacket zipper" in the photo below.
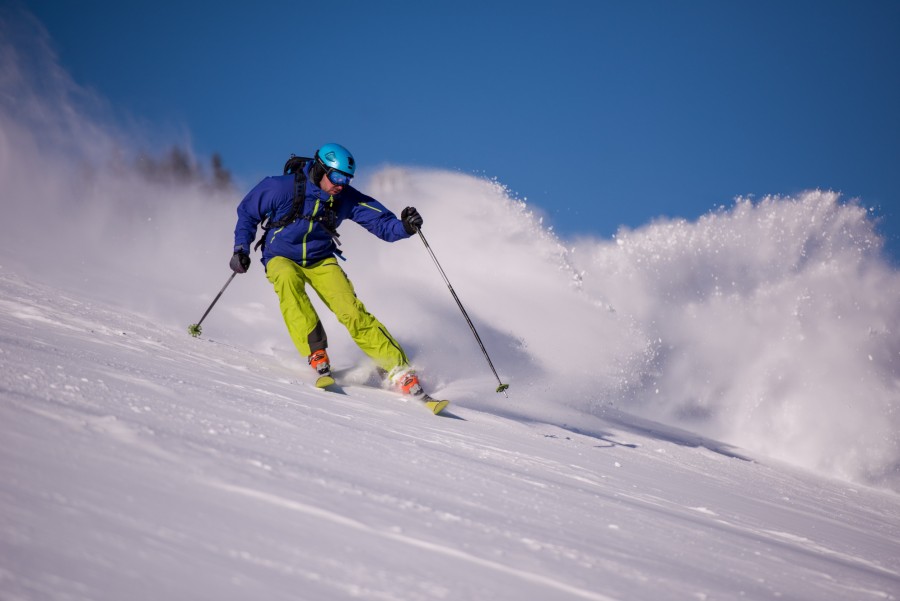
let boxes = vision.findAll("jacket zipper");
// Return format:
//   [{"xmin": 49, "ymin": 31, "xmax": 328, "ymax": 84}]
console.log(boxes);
[{"xmin": 301, "ymin": 199, "xmax": 321, "ymax": 266}]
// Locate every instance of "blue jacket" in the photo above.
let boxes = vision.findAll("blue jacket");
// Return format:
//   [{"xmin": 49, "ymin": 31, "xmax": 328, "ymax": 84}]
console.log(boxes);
[{"xmin": 233, "ymin": 161, "xmax": 411, "ymax": 267}]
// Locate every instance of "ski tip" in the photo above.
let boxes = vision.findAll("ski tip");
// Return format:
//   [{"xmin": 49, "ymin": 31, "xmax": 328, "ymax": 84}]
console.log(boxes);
[
  {"xmin": 315, "ymin": 375, "xmax": 336, "ymax": 389},
  {"xmin": 425, "ymin": 399, "xmax": 450, "ymax": 415}
]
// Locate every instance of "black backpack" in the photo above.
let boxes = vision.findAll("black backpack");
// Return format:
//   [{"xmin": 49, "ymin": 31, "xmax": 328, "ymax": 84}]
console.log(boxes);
[{"xmin": 254, "ymin": 155, "xmax": 341, "ymax": 253}]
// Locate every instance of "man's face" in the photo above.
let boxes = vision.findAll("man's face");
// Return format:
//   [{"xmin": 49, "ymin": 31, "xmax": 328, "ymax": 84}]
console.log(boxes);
[{"xmin": 319, "ymin": 174, "xmax": 344, "ymax": 195}]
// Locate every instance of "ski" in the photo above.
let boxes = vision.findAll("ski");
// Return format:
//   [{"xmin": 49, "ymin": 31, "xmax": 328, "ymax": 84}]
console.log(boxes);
[
  {"xmin": 315, "ymin": 374, "xmax": 336, "ymax": 388},
  {"xmin": 315, "ymin": 375, "xmax": 449, "ymax": 415},
  {"xmin": 419, "ymin": 393, "xmax": 450, "ymax": 415}
]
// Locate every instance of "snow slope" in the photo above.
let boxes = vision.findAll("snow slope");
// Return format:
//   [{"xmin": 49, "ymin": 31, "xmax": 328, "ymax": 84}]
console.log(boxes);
[
  {"xmin": 2, "ymin": 266, "xmax": 899, "ymax": 600},
  {"xmin": 3, "ymin": 9, "xmax": 900, "ymax": 492}
]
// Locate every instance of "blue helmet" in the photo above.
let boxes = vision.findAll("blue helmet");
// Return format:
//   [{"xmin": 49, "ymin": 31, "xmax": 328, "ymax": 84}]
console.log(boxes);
[{"xmin": 315, "ymin": 143, "xmax": 356, "ymax": 176}]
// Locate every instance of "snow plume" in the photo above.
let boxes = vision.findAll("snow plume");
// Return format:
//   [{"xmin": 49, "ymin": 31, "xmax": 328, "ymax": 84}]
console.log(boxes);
[
  {"xmin": 567, "ymin": 195, "xmax": 900, "ymax": 488},
  {"xmin": 0, "ymin": 8, "xmax": 246, "ymax": 326},
  {"xmin": 2, "ymin": 10, "xmax": 899, "ymax": 492},
  {"xmin": 353, "ymin": 177, "xmax": 900, "ymax": 490}
]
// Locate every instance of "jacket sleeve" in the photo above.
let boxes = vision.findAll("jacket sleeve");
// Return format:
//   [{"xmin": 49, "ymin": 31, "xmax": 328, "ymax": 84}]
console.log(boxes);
[
  {"xmin": 346, "ymin": 190, "xmax": 411, "ymax": 242},
  {"xmin": 233, "ymin": 176, "xmax": 290, "ymax": 253}
]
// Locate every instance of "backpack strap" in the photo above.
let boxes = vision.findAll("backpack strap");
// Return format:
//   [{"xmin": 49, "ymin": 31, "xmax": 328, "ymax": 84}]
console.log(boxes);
[{"xmin": 254, "ymin": 156, "xmax": 312, "ymax": 252}]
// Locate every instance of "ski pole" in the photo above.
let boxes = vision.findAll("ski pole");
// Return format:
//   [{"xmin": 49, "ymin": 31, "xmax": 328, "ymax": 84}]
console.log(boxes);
[
  {"xmin": 416, "ymin": 228, "xmax": 509, "ymax": 396},
  {"xmin": 187, "ymin": 272, "xmax": 237, "ymax": 337}
]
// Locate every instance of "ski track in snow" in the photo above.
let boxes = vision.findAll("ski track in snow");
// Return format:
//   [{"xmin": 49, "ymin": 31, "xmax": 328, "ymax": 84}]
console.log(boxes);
[
  {"xmin": 210, "ymin": 481, "xmax": 617, "ymax": 601},
  {"xmin": 2, "ymin": 267, "xmax": 900, "ymax": 600}
]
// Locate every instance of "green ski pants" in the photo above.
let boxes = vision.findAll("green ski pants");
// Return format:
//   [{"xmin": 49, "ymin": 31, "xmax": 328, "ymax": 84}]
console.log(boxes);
[{"xmin": 265, "ymin": 256, "xmax": 409, "ymax": 373}]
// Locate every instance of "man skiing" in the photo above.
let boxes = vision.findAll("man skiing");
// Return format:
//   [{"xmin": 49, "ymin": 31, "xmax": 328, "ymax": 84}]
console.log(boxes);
[{"xmin": 230, "ymin": 143, "xmax": 424, "ymax": 396}]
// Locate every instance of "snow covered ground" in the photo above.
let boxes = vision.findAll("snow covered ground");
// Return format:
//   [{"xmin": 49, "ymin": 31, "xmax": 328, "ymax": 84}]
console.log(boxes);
[{"xmin": 2, "ymin": 266, "xmax": 899, "ymax": 600}]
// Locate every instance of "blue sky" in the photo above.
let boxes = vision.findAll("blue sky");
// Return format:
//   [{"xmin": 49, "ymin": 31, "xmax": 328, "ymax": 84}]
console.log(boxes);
[{"xmin": 21, "ymin": 0, "xmax": 900, "ymax": 261}]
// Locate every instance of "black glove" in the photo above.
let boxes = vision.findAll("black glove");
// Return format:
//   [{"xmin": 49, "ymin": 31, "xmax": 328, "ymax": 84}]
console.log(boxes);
[
  {"xmin": 230, "ymin": 251, "xmax": 251, "ymax": 274},
  {"xmin": 401, "ymin": 206, "xmax": 423, "ymax": 235}
]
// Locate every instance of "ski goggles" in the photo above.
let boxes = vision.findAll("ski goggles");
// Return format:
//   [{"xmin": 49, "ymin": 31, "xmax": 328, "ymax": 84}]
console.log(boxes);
[{"xmin": 326, "ymin": 167, "xmax": 353, "ymax": 187}]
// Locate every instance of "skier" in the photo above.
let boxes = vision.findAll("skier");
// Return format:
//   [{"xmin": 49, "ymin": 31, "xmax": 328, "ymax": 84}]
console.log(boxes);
[{"xmin": 230, "ymin": 143, "xmax": 425, "ymax": 395}]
